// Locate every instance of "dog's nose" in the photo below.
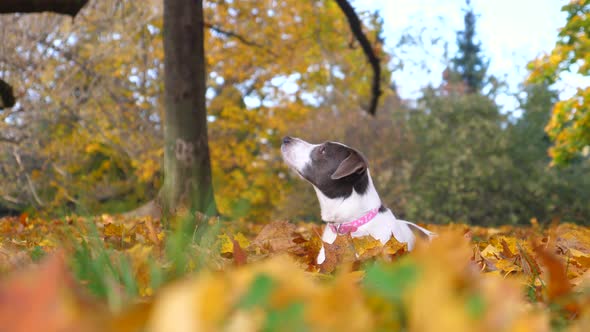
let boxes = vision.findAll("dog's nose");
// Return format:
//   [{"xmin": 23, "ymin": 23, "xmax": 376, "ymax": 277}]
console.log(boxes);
[{"xmin": 282, "ymin": 136, "xmax": 293, "ymax": 145}]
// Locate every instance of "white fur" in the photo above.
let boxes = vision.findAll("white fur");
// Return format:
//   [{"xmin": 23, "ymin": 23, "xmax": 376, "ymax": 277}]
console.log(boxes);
[
  {"xmin": 313, "ymin": 170, "xmax": 381, "ymax": 223},
  {"xmin": 280, "ymin": 138, "xmax": 318, "ymax": 175},
  {"xmin": 316, "ymin": 174, "xmax": 419, "ymax": 264}
]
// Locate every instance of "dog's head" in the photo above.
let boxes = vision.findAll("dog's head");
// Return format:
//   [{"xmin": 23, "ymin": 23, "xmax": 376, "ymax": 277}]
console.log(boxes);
[{"xmin": 280, "ymin": 136, "xmax": 369, "ymax": 199}]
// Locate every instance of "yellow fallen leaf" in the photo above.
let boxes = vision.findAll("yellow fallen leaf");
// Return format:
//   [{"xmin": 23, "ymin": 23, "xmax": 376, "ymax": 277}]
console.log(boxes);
[
  {"xmin": 219, "ymin": 234, "xmax": 234, "ymax": 255},
  {"xmin": 352, "ymin": 235, "xmax": 383, "ymax": 258},
  {"xmin": 233, "ymin": 233, "xmax": 250, "ymax": 249},
  {"xmin": 569, "ymin": 248, "xmax": 590, "ymax": 268},
  {"xmin": 104, "ymin": 223, "xmax": 124, "ymax": 237},
  {"xmin": 219, "ymin": 233, "xmax": 250, "ymax": 255},
  {"xmin": 38, "ymin": 238, "xmax": 54, "ymax": 247}
]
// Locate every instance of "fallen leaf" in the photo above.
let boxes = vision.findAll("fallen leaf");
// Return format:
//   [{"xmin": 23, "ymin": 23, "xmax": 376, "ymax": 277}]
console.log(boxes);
[
  {"xmin": 382, "ymin": 236, "xmax": 407, "ymax": 259},
  {"xmin": 219, "ymin": 233, "xmax": 234, "ymax": 255},
  {"xmin": 569, "ymin": 248, "xmax": 590, "ymax": 268},
  {"xmin": 252, "ymin": 221, "xmax": 302, "ymax": 254},
  {"xmin": 352, "ymin": 235, "xmax": 383, "ymax": 259},
  {"xmin": 233, "ymin": 239, "xmax": 247, "ymax": 266},
  {"xmin": 534, "ymin": 245, "xmax": 571, "ymax": 301},
  {"xmin": 0, "ymin": 252, "xmax": 104, "ymax": 332},
  {"xmin": 320, "ymin": 234, "xmax": 356, "ymax": 273}
]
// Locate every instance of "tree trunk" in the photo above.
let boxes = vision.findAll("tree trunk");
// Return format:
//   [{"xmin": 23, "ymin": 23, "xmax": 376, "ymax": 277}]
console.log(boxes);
[{"xmin": 161, "ymin": 0, "xmax": 217, "ymax": 218}]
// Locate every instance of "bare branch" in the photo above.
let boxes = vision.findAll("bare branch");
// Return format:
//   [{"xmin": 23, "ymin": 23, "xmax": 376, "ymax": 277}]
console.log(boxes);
[
  {"xmin": 0, "ymin": 135, "xmax": 23, "ymax": 144},
  {"xmin": 0, "ymin": 0, "xmax": 88, "ymax": 17},
  {"xmin": 204, "ymin": 22, "xmax": 277, "ymax": 57},
  {"xmin": 0, "ymin": 78, "xmax": 16, "ymax": 109},
  {"xmin": 12, "ymin": 147, "xmax": 44, "ymax": 207},
  {"xmin": 334, "ymin": 0, "xmax": 382, "ymax": 115},
  {"xmin": 1, "ymin": 195, "xmax": 22, "ymax": 205}
]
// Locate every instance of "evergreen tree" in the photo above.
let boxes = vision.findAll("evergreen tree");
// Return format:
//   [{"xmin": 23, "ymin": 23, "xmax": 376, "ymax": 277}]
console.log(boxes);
[
  {"xmin": 506, "ymin": 84, "xmax": 590, "ymax": 224},
  {"xmin": 405, "ymin": 88, "xmax": 512, "ymax": 225},
  {"xmin": 450, "ymin": 0, "xmax": 488, "ymax": 93}
]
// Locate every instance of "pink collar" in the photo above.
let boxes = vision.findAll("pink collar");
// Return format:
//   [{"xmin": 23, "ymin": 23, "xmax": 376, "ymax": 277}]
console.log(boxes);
[{"xmin": 329, "ymin": 207, "xmax": 380, "ymax": 234}]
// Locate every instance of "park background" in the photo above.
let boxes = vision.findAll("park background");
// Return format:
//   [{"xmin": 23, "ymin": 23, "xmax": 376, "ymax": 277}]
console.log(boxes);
[{"xmin": 1, "ymin": 0, "xmax": 590, "ymax": 331}]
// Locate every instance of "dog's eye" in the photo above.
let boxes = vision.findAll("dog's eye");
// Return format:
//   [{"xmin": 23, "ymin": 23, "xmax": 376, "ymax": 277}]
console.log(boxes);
[{"xmin": 319, "ymin": 146, "xmax": 326, "ymax": 155}]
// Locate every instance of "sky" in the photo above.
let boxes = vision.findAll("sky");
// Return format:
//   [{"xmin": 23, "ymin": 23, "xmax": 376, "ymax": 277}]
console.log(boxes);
[{"xmin": 354, "ymin": 0, "xmax": 571, "ymax": 114}]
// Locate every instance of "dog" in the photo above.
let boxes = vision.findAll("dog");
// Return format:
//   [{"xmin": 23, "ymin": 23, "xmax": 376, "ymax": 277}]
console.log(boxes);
[{"xmin": 281, "ymin": 136, "xmax": 435, "ymax": 264}]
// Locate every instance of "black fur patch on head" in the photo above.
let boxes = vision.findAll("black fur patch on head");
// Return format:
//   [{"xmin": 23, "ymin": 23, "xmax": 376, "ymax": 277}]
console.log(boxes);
[{"xmin": 300, "ymin": 142, "xmax": 369, "ymax": 199}]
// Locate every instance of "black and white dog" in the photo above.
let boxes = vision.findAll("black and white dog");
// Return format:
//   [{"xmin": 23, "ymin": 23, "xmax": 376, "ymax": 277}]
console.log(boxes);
[{"xmin": 281, "ymin": 136, "xmax": 434, "ymax": 264}]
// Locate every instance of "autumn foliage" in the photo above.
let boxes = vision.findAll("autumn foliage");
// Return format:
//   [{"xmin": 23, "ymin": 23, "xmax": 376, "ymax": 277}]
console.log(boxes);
[
  {"xmin": 528, "ymin": 0, "xmax": 590, "ymax": 165},
  {"xmin": 0, "ymin": 0, "xmax": 385, "ymax": 220},
  {"xmin": 1, "ymin": 0, "xmax": 590, "ymax": 330},
  {"xmin": 1, "ymin": 214, "xmax": 590, "ymax": 331}
]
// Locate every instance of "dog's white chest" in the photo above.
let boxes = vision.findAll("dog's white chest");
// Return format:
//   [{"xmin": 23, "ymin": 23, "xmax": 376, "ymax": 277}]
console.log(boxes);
[{"xmin": 317, "ymin": 209, "xmax": 416, "ymax": 264}]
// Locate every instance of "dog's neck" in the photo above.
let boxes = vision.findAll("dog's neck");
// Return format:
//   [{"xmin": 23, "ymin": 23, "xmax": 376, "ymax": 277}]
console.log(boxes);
[{"xmin": 313, "ymin": 169, "xmax": 382, "ymax": 223}]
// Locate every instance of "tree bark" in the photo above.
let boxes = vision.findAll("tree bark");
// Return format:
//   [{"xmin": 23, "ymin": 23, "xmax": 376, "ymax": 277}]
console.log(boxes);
[
  {"xmin": 161, "ymin": 0, "xmax": 217, "ymax": 217},
  {"xmin": 0, "ymin": 0, "xmax": 87, "ymax": 16}
]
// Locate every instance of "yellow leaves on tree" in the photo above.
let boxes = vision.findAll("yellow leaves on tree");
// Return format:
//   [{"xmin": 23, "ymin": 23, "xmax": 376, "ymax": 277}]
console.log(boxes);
[
  {"xmin": 527, "ymin": 0, "xmax": 590, "ymax": 164},
  {"xmin": 0, "ymin": 0, "xmax": 386, "ymax": 218},
  {"xmin": 204, "ymin": 0, "xmax": 386, "ymax": 220}
]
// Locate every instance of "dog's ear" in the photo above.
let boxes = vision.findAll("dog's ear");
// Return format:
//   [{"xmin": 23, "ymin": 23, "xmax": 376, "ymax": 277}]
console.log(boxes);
[{"xmin": 331, "ymin": 150, "xmax": 368, "ymax": 180}]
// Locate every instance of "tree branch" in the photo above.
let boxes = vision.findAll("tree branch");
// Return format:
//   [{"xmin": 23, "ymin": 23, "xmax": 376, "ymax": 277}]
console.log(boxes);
[
  {"xmin": 334, "ymin": 0, "xmax": 382, "ymax": 115},
  {"xmin": 204, "ymin": 22, "xmax": 277, "ymax": 57},
  {"xmin": 12, "ymin": 147, "xmax": 44, "ymax": 207},
  {"xmin": 0, "ymin": 135, "xmax": 24, "ymax": 144},
  {"xmin": 1, "ymin": 194, "xmax": 22, "ymax": 206},
  {"xmin": 0, "ymin": 78, "xmax": 16, "ymax": 109},
  {"xmin": 0, "ymin": 0, "xmax": 88, "ymax": 17}
]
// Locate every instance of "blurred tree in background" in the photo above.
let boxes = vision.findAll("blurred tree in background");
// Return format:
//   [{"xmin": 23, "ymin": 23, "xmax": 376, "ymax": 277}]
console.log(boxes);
[
  {"xmin": 449, "ymin": 0, "xmax": 488, "ymax": 93},
  {"xmin": 0, "ymin": 0, "xmax": 386, "ymax": 220},
  {"xmin": 0, "ymin": 1, "xmax": 164, "ymax": 214},
  {"xmin": 397, "ymin": 0, "xmax": 590, "ymax": 225},
  {"xmin": 399, "ymin": 1, "xmax": 510, "ymax": 225},
  {"xmin": 405, "ymin": 88, "xmax": 511, "ymax": 225},
  {"xmin": 506, "ymin": 83, "xmax": 590, "ymax": 223}
]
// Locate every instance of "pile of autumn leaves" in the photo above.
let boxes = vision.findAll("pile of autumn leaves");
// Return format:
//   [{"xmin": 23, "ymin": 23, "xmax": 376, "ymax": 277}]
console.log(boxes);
[{"xmin": 1, "ymin": 215, "xmax": 590, "ymax": 331}]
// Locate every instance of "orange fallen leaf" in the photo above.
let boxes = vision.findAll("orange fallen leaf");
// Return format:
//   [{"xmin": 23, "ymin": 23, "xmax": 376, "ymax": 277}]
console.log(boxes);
[
  {"xmin": 0, "ymin": 252, "xmax": 104, "ymax": 332},
  {"xmin": 18, "ymin": 212, "xmax": 28, "ymax": 226},
  {"xmin": 320, "ymin": 234, "xmax": 356, "ymax": 273},
  {"xmin": 144, "ymin": 217, "xmax": 161, "ymax": 245},
  {"xmin": 233, "ymin": 238, "xmax": 247, "ymax": 266},
  {"xmin": 534, "ymin": 245, "xmax": 571, "ymax": 301},
  {"xmin": 534, "ymin": 244, "xmax": 580, "ymax": 315}
]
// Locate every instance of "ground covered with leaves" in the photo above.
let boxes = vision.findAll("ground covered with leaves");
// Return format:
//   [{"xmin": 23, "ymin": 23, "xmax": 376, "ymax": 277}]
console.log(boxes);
[{"xmin": 1, "ymin": 215, "xmax": 590, "ymax": 331}]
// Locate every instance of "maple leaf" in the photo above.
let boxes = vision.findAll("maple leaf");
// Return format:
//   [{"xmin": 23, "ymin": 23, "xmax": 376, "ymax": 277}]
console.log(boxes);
[
  {"xmin": 352, "ymin": 235, "xmax": 383, "ymax": 259},
  {"xmin": 319, "ymin": 234, "xmax": 357, "ymax": 273},
  {"xmin": 219, "ymin": 232, "xmax": 250, "ymax": 260}
]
